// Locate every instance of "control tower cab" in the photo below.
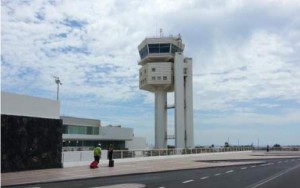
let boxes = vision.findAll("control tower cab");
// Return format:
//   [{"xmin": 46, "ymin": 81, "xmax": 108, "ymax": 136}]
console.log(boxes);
[
  {"xmin": 138, "ymin": 37, "xmax": 184, "ymax": 92},
  {"xmin": 138, "ymin": 35, "xmax": 194, "ymax": 149}
]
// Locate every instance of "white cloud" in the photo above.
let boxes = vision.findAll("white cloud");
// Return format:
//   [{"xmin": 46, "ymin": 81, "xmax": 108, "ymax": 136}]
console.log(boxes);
[
  {"xmin": 1, "ymin": 0, "xmax": 300, "ymax": 145},
  {"xmin": 193, "ymin": 31, "xmax": 300, "ymax": 111}
]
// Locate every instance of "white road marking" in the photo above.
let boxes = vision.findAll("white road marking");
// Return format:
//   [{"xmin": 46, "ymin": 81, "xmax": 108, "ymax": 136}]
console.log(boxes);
[
  {"xmin": 251, "ymin": 166, "xmax": 256, "ymax": 168},
  {"xmin": 182, "ymin": 180, "xmax": 194, "ymax": 184},
  {"xmin": 245, "ymin": 164, "xmax": 300, "ymax": 188},
  {"xmin": 291, "ymin": 159, "xmax": 295, "ymax": 161},
  {"xmin": 263, "ymin": 163, "xmax": 273, "ymax": 166},
  {"xmin": 277, "ymin": 161, "xmax": 282, "ymax": 163},
  {"xmin": 241, "ymin": 167, "xmax": 247, "ymax": 170},
  {"xmin": 214, "ymin": 173, "xmax": 221, "ymax": 176},
  {"xmin": 225, "ymin": 170, "xmax": 234, "ymax": 173},
  {"xmin": 201, "ymin": 176, "xmax": 209, "ymax": 180}
]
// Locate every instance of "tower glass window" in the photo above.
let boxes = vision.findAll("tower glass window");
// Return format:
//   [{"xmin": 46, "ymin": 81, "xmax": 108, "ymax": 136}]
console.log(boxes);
[
  {"xmin": 139, "ymin": 45, "xmax": 148, "ymax": 59},
  {"xmin": 148, "ymin": 44, "xmax": 160, "ymax": 53},
  {"xmin": 160, "ymin": 44, "xmax": 170, "ymax": 53},
  {"xmin": 171, "ymin": 44, "xmax": 181, "ymax": 54},
  {"xmin": 148, "ymin": 43, "xmax": 170, "ymax": 53}
]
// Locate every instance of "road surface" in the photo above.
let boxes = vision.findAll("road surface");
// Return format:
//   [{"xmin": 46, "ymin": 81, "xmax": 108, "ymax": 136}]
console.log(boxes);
[{"xmin": 10, "ymin": 158, "xmax": 300, "ymax": 188}]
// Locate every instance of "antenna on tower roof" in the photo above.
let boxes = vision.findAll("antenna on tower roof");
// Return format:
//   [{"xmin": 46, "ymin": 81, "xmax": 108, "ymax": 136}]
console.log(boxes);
[
  {"xmin": 160, "ymin": 28, "xmax": 163, "ymax": 37},
  {"xmin": 155, "ymin": 23, "xmax": 157, "ymax": 37}
]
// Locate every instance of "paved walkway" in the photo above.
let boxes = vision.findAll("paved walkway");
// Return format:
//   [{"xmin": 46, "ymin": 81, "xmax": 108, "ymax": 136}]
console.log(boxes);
[{"xmin": 2, "ymin": 151, "xmax": 300, "ymax": 187}]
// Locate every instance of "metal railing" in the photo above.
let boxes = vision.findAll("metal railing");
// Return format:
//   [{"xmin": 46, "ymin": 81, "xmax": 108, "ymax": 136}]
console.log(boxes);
[
  {"xmin": 62, "ymin": 147, "xmax": 253, "ymax": 163},
  {"xmin": 111, "ymin": 147, "xmax": 252, "ymax": 159}
]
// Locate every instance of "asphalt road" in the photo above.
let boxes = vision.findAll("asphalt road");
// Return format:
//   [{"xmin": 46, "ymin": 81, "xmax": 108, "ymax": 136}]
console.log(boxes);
[{"xmin": 10, "ymin": 158, "xmax": 300, "ymax": 188}]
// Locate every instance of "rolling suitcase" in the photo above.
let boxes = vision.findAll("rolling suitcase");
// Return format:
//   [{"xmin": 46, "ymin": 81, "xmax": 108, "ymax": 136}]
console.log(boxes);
[
  {"xmin": 90, "ymin": 161, "xmax": 99, "ymax": 168},
  {"xmin": 109, "ymin": 160, "xmax": 114, "ymax": 167}
]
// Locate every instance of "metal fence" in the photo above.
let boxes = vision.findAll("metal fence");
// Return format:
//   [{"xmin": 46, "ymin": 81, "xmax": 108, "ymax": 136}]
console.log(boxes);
[
  {"xmin": 111, "ymin": 147, "xmax": 253, "ymax": 159},
  {"xmin": 62, "ymin": 147, "xmax": 253, "ymax": 163}
]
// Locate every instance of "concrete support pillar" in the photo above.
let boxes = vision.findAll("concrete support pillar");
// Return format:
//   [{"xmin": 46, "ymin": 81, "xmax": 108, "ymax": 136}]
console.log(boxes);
[
  {"xmin": 174, "ymin": 52, "xmax": 185, "ymax": 149},
  {"xmin": 185, "ymin": 58, "xmax": 194, "ymax": 148},
  {"xmin": 155, "ymin": 90, "xmax": 167, "ymax": 149}
]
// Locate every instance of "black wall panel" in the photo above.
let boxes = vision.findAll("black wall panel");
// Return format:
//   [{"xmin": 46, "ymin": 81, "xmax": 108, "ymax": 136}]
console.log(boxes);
[{"xmin": 1, "ymin": 114, "xmax": 63, "ymax": 172}]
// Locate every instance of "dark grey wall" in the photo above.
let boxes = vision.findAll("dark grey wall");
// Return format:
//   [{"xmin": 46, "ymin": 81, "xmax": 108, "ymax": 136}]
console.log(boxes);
[{"xmin": 1, "ymin": 114, "xmax": 63, "ymax": 172}]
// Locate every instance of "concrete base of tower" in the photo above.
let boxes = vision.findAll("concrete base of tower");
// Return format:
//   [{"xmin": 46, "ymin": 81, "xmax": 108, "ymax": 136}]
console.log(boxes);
[{"xmin": 154, "ymin": 90, "xmax": 167, "ymax": 149}]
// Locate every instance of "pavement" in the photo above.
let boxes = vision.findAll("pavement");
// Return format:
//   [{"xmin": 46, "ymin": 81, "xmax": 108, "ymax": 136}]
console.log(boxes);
[{"xmin": 2, "ymin": 151, "xmax": 300, "ymax": 187}]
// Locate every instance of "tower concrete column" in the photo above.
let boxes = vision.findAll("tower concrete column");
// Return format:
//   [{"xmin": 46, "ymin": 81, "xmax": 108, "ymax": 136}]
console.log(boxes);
[
  {"xmin": 155, "ymin": 90, "xmax": 167, "ymax": 148},
  {"xmin": 174, "ymin": 52, "xmax": 185, "ymax": 149},
  {"xmin": 185, "ymin": 58, "xmax": 194, "ymax": 148}
]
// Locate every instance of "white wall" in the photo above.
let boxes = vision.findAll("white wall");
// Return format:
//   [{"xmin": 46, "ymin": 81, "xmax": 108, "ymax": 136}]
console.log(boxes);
[{"xmin": 1, "ymin": 92, "xmax": 60, "ymax": 119}]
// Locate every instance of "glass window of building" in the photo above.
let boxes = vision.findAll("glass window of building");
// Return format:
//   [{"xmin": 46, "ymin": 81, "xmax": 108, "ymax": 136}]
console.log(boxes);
[
  {"xmin": 87, "ymin": 127, "xmax": 93, "ymax": 135},
  {"xmin": 171, "ymin": 44, "xmax": 181, "ymax": 54},
  {"xmin": 152, "ymin": 76, "xmax": 155, "ymax": 80},
  {"xmin": 63, "ymin": 125, "xmax": 99, "ymax": 135},
  {"xmin": 152, "ymin": 68, "xmax": 156, "ymax": 72},
  {"xmin": 160, "ymin": 43, "xmax": 170, "ymax": 53},
  {"xmin": 148, "ymin": 43, "xmax": 170, "ymax": 53},
  {"xmin": 139, "ymin": 45, "xmax": 148, "ymax": 59},
  {"xmin": 163, "ymin": 76, "xmax": 167, "ymax": 80},
  {"xmin": 184, "ymin": 68, "xmax": 187, "ymax": 74},
  {"xmin": 148, "ymin": 44, "xmax": 159, "ymax": 53},
  {"xmin": 93, "ymin": 127, "xmax": 99, "ymax": 135},
  {"xmin": 157, "ymin": 76, "xmax": 161, "ymax": 80},
  {"xmin": 62, "ymin": 125, "xmax": 68, "ymax": 134}
]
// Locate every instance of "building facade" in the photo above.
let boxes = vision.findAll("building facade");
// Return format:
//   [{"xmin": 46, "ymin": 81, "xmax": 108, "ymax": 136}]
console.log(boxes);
[
  {"xmin": 1, "ymin": 92, "xmax": 146, "ymax": 152},
  {"xmin": 61, "ymin": 116, "xmax": 135, "ymax": 150},
  {"xmin": 1, "ymin": 91, "xmax": 62, "ymax": 172}
]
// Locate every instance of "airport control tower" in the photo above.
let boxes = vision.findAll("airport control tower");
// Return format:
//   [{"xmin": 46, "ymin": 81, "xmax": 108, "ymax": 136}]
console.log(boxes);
[{"xmin": 138, "ymin": 34, "xmax": 194, "ymax": 149}]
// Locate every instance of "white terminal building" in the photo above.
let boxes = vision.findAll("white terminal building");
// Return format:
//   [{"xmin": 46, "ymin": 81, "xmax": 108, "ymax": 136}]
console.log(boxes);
[
  {"xmin": 138, "ymin": 35, "xmax": 194, "ymax": 149},
  {"xmin": 1, "ymin": 91, "xmax": 146, "ymax": 150}
]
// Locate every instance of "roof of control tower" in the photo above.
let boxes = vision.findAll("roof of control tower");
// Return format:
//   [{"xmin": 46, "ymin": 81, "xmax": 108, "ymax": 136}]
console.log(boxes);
[{"xmin": 138, "ymin": 35, "xmax": 185, "ymax": 66}]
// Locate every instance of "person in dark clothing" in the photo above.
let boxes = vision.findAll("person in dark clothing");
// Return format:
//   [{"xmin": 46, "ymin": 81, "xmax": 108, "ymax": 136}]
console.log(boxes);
[{"xmin": 108, "ymin": 144, "xmax": 114, "ymax": 161}]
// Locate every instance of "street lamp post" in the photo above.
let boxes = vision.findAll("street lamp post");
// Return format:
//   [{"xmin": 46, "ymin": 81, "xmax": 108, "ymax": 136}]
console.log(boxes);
[{"xmin": 53, "ymin": 76, "xmax": 62, "ymax": 100}]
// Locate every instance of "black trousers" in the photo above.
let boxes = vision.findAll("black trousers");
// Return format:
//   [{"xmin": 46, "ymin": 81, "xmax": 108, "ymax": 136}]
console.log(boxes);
[
  {"xmin": 108, "ymin": 152, "xmax": 113, "ymax": 161},
  {"xmin": 94, "ymin": 156, "xmax": 100, "ymax": 162}
]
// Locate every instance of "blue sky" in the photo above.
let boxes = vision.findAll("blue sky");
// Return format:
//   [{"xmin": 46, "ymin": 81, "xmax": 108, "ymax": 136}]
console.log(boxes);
[{"xmin": 2, "ymin": 0, "xmax": 300, "ymax": 146}]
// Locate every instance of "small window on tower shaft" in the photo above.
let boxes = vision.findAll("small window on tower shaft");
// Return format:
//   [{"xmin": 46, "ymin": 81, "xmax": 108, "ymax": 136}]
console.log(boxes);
[
  {"xmin": 152, "ymin": 68, "xmax": 156, "ymax": 72},
  {"xmin": 157, "ymin": 76, "xmax": 161, "ymax": 80},
  {"xmin": 152, "ymin": 77, "xmax": 155, "ymax": 80},
  {"xmin": 184, "ymin": 68, "xmax": 187, "ymax": 74},
  {"xmin": 163, "ymin": 76, "xmax": 167, "ymax": 80}
]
